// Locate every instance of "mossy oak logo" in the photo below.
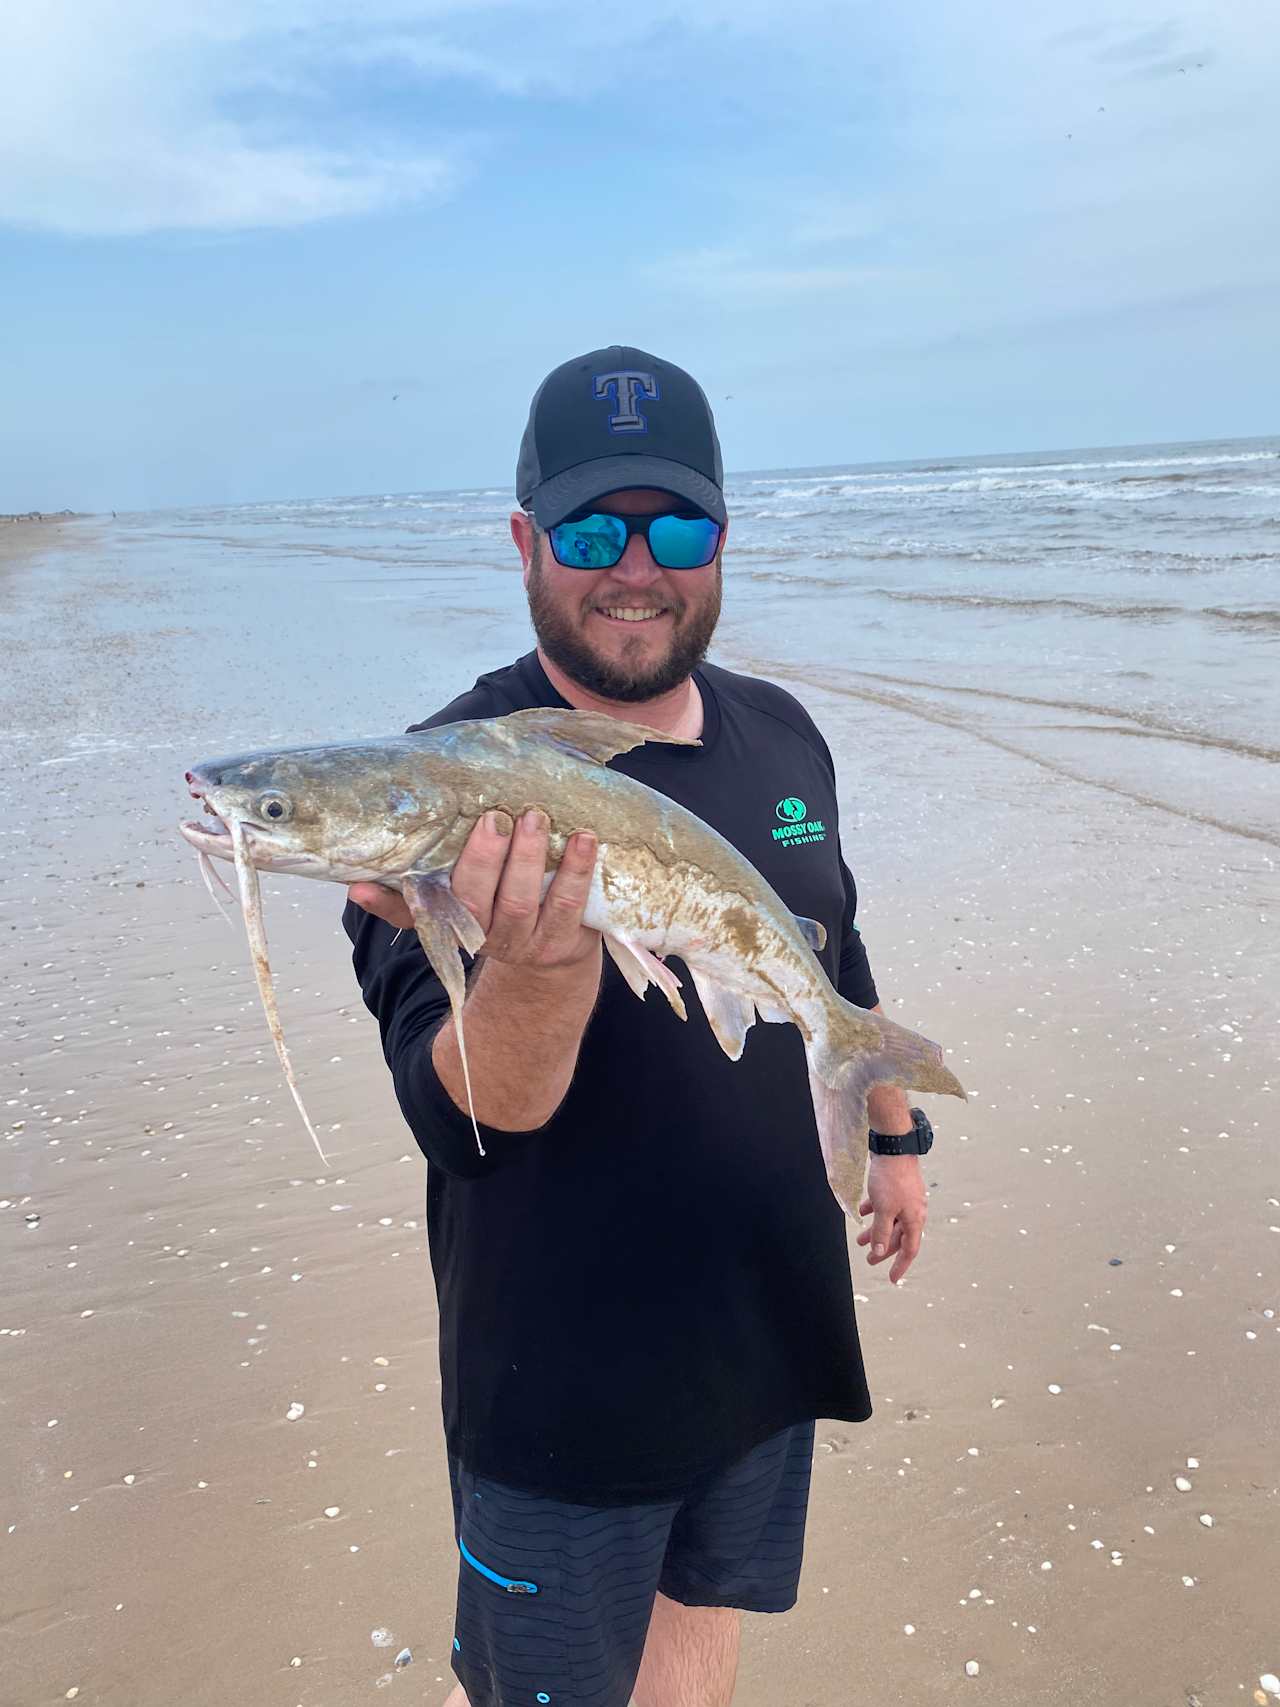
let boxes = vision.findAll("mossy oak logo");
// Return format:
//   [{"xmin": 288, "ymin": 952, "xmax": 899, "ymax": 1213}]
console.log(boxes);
[{"xmin": 773, "ymin": 796, "xmax": 826, "ymax": 847}]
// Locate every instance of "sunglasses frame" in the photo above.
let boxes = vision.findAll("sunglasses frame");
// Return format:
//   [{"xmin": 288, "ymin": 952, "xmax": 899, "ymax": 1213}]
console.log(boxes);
[{"xmin": 544, "ymin": 507, "xmax": 724, "ymax": 571}]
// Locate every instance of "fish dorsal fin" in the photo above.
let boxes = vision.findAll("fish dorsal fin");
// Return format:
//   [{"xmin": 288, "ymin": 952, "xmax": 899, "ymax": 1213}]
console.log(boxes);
[
  {"xmin": 793, "ymin": 914, "xmax": 827, "ymax": 953},
  {"xmin": 497, "ymin": 707, "xmax": 699, "ymax": 766}
]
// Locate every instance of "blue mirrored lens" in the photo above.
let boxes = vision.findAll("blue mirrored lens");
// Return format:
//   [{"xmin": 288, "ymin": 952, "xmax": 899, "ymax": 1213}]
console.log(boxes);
[
  {"xmin": 647, "ymin": 515, "xmax": 721, "ymax": 568},
  {"xmin": 549, "ymin": 513, "xmax": 627, "ymax": 569}
]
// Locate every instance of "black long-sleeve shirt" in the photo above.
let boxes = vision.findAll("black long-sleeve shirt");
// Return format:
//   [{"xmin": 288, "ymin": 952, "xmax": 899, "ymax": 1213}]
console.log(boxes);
[{"xmin": 344, "ymin": 651, "xmax": 879, "ymax": 1502}]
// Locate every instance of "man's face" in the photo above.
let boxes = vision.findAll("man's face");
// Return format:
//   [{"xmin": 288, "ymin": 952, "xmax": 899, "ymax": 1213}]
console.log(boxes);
[{"xmin": 513, "ymin": 488, "xmax": 725, "ymax": 703}]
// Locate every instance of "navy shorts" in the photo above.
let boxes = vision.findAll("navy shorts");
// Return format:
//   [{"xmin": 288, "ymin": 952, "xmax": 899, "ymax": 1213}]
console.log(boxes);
[{"xmin": 447, "ymin": 1421, "xmax": 816, "ymax": 1707}]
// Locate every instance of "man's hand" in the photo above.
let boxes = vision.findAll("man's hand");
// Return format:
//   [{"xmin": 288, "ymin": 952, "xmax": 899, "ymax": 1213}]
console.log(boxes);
[
  {"xmin": 855, "ymin": 1155, "xmax": 928, "ymax": 1285},
  {"xmin": 349, "ymin": 810, "xmax": 604, "ymax": 1132},
  {"xmin": 347, "ymin": 809, "xmax": 600, "ymax": 971}
]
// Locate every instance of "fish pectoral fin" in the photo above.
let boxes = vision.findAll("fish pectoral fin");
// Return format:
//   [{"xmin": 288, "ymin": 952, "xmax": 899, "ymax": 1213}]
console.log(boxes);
[
  {"xmin": 500, "ymin": 708, "xmax": 699, "ymax": 766},
  {"xmin": 401, "ymin": 874, "xmax": 486, "ymax": 1157},
  {"xmin": 792, "ymin": 913, "xmax": 827, "ymax": 953},
  {"xmin": 604, "ymin": 934, "xmax": 688, "ymax": 1022},
  {"xmin": 403, "ymin": 871, "xmax": 486, "ymax": 956},
  {"xmin": 687, "ymin": 968, "xmax": 756, "ymax": 1061}
]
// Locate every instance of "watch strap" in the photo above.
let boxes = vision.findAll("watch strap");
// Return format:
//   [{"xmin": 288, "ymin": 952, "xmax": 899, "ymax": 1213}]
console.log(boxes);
[{"xmin": 868, "ymin": 1107, "xmax": 934, "ymax": 1156}]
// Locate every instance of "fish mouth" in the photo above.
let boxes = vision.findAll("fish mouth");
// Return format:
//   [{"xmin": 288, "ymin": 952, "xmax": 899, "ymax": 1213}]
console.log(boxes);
[
  {"xmin": 180, "ymin": 805, "xmax": 330, "ymax": 879},
  {"xmin": 180, "ymin": 815, "xmax": 314, "ymax": 874},
  {"xmin": 180, "ymin": 800, "xmax": 279, "ymax": 862},
  {"xmin": 180, "ymin": 814, "xmax": 236, "ymax": 854},
  {"xmin": 181, "ymin": 795, "xmax": 249, "ymax": 851}
]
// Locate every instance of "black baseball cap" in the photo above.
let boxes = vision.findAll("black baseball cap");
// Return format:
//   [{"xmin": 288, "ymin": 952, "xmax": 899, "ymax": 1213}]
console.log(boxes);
[{"xmin": 516, "ymin": 345, "xmax": 726, "ymax": 530}]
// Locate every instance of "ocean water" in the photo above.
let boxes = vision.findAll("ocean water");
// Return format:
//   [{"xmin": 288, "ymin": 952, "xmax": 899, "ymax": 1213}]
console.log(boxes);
[
  {"xmin": 92, "ymin": 433, "xmax": 1278, "ymax": 849},
  {"xmin": 7, "ymin": 432, "xmax": 1277, "ymax": 870}
]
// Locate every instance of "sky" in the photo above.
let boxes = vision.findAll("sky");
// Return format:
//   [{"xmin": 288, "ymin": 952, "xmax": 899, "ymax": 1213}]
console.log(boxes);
[{"xmin": 1, "ymin": 0, "xmax": 1277, "ymax": 512}]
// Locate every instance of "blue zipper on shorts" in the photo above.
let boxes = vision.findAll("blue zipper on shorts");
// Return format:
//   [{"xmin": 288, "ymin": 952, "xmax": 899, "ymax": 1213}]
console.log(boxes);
[{"xmin": 458, "ymin": 1538, "xmax": 539, "ymax": 1595}]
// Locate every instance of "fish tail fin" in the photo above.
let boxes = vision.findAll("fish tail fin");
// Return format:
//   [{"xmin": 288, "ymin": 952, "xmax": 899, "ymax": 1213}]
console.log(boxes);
[{"xmin": 805, "ymin": 1000, "xmax": 966, "ymax": 1217}]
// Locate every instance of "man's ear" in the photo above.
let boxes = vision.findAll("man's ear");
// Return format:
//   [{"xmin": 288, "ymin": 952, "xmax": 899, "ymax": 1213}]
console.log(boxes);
[{"xmin": 511, "ymin": 508, "xmax": 535, "ymax": 573}]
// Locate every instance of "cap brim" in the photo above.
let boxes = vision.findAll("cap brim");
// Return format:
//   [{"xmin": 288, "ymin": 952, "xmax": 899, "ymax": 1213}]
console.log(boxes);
[{"xmin": 528, "ymin": 455, "xmax": 727, "ymax": 529}]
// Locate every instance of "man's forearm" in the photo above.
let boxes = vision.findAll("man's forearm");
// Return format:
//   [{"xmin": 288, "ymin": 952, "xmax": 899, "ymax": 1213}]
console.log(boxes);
[
  {"xmin": 431, "ymin": 947, "xmax": 603, "ymax": 1131},
  {"xmin": 867, "ymin": 1083, "xmax": 913, "ymax": 1134}
]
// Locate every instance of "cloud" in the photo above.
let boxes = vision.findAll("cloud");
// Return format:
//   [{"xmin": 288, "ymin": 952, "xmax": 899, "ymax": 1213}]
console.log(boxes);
[
  {"xmin": 1, "ymin": 0, "xmax": 1275, "ymax": 274},
  {"xmin": 645, "ymin": 245, "xmax": 908, "ymax": 304},
  {"xmin": 0, "ymin": 0, "xmax": 875, "ymax": 237},
  {"xmin": 785, "ymin": 196, "xmax": 890, "ymax": 250},
  {"xmin": 1088, "ymin": 22, "xmax": 1182, "ymax": 65},
  {"xmin": 0, "ymin": 1, "xmax": 480, "ymax": 235},
  {"xmin": 10, "ymin": 139, "xmax": 454, "ymax": 238},
  {"xmin": 715, "ymin": 0, "xmax": 1279, "ymax": 342}
]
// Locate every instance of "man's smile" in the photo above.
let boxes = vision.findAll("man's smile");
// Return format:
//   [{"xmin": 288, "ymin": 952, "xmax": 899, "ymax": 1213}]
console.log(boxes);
[{"xmin": 592, "ymin": 604, "xmax": 672, "ymax": 625}]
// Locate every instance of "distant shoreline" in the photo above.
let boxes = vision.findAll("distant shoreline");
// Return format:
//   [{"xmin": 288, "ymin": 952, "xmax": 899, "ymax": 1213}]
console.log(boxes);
[
  {"xmin": 0, "ymin": 513, "xmax": 94, "ymax": 577},
  {"xmin": 2, "ymin": 509, "xmax": 83, "ymax": 523}
]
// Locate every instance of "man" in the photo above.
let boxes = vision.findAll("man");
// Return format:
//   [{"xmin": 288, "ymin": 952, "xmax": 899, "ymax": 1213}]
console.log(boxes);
[{"xmin": 344, "ymin": 347, "xmax": 936, "ymax": 1707}]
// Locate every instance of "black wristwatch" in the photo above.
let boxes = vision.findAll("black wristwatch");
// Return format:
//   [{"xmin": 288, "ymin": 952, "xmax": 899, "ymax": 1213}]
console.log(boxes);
[{"xmin": 868, "ymin": 1107, "xmax": 934, "ymax": 1157}]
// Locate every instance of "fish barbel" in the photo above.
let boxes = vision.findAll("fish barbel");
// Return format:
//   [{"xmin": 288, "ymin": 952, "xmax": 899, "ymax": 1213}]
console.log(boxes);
[{"xmin": 179, "ymin": 707, "xmax": 964, "ymax": 1211}]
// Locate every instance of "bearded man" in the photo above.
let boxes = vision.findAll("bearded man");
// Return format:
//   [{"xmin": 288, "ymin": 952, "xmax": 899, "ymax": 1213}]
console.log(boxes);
[{"xmin": 344, "ymin": 346, "xmax": 936, "ymax": 1707}]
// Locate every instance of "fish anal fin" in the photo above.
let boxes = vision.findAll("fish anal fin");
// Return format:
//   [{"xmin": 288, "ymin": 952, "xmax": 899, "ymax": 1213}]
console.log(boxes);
[
  {"xmin": 793, "ymin": 914, "xmax": 827, "ymax": 953},
  {"xmin": 402, "ymin": 874, "xmax": 487, "ymax": 1155},
  {"xmin": 498, "ymin": 708, "xmax": 699, "ymax": 766},
  {"xmin": 688, "ymin": 968, "xmax": 756, "ymax": 1061},
  {"xmin": 604, "ymin": 933, "xmax": 687, "ymax": 1021}
]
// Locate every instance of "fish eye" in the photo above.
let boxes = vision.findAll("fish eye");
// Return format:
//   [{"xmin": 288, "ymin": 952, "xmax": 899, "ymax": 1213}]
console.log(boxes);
[{"xmin": 258, "ymin": 793, "xmax": 292, "ymax": 823}]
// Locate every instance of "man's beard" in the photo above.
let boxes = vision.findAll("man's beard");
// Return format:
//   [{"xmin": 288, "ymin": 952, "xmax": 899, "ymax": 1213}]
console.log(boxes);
[{"xmin": 526, "ymin": 543, "xmax": 722, "ymax": 704}]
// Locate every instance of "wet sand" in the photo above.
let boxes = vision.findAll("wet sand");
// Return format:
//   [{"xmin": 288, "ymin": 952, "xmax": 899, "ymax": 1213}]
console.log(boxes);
[
  {"xmin": 1, "ymin": 519, "xmax": 82, "ymax": 574},
  {"xmin": 2, "ymin": 519, "xmax": 1277, "ymax": 1707}
]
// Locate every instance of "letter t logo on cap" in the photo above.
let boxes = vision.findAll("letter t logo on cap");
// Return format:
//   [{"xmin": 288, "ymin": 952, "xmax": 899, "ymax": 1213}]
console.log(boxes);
[{"xmin": 592, "ymin": 370, "xmax": 659, "ymax": 434}]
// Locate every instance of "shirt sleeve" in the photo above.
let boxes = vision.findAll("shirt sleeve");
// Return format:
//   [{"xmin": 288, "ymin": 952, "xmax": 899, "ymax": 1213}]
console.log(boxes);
[
  {"xmin": 342, "ymin": 897, "xmax": 547, "ymax": 1178},
  {"xmin": 836, "ymin": 852, "xmax": 879, "ymax": 1010}
]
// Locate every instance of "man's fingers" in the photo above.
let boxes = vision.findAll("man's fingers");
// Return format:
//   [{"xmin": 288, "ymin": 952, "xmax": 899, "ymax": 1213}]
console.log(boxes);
[
  {"xmin": 484, "ymin": 809, "xmax": 550, "ymax": 958},
  {"xmin": 862, "ymin": 1214, "xmax": 896, "ymax": 1264},
  {"xmin": 449, "ymin": 811, "xmax": 515, "ymax": 934},
  {"xmin": 856, "ymin": 1216, "xmax": 895, "ymax": 1251},
  {"xmin": 888, "ymin": 1222, "xmax": 923, "ymax": 1285},
  {"xmin": 347, "ymin": 882, "xmax": 414, "ymax": 931},
  {"xmin": 407, "ymin": 811, "xmax": 597, "ymax": 969},
  {"xmin": 532, "ymin": 831, "xmax": 598, "ymax": 958}
]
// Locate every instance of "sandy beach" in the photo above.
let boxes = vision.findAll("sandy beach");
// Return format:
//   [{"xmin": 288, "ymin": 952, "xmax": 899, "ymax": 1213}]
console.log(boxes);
[
  {"xmin": 1, "ymin": 519, "xmax": 81, "ymax": 573},
  {"xmin": 2, "ymin": 480, "xmax": 1277, "ymax": 1707}
]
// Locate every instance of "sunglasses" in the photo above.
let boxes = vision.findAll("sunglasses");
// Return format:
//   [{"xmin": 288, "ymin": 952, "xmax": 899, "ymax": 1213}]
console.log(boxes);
[{"xmin": 546, "ymin": 508, "xmax": 723, "ymax": 571}]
